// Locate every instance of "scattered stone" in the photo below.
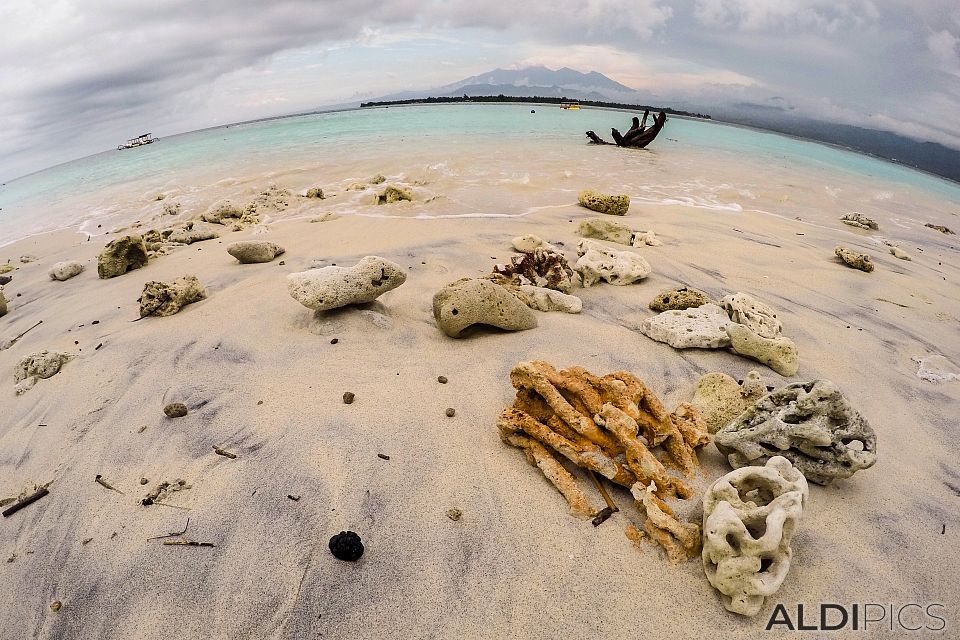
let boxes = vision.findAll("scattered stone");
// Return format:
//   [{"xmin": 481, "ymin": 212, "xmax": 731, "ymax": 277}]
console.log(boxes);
[
  {"xmin": 201, "ymin": 200, "xmax": 260, "ymax": 229},
  {"xmin": 140, "ymin": 478, "xmax": 149, "ymax": 485},
  {"xmin": 49, "ymin": 261, "xmax": 85, "ymax": 281},
  {"xmin": 374, "ymin": 185, "xmax": 412, "ymax": 204},
  {"xmin": 226, "ymin": 241, "xmax": 285, "ymax": 264},
  {"xmin": 575, "ymin": 239, "xmax": 650, "ymax": 287},
  {"xmin": 166, "ymin": 222, "xmax": 220, "ymax": 244},
  {"xmin": 639, "ymin": 303, "xmax": 732, "ymax": 349},
  {"xmin": 913, "ymin": 355, "xmax": 960, "ymax": 383},
  {"xmin": 720, "ymin": 292, "xmax": 783, "ymax": 339},
  {"xmin": 305, "ymin": 187, "xmax": 325, "ymax": 199},
  {"xmin": 702, "ymin": 456, "xmax": 808, "ymax": 616},
  {"xmin": 447, "ymin": 508, "xmax": 462, "ymax": 521},
  {"xmin": 925, "ymin": 223, "xmax": 955, "ymax": 234},
  {"xmin": 19, "ymin": 255, "xmax": 37, "ymax": 264},
  {"xmin": 578, "ymin": 189, "xmax": 629, "ymax": 216},
  {"xmin": 309, "ymin": 212, "xmax": 338, "ymax": 223},
  {"xmin": 492, "ymin": 248, "xmax": 576, "ymax": 293},
  {"xmin": 50, "ymin": 601, "xmax": 62, "ymax": 613},
  {"xmin": 346, "ymin": 182, "xmax": 367, "ymax": 191},
  {"xmin": 726, "ymin": 324, "xmax": 799, "ymax": 376},
  {"xmin": 648, "ymin": 286, "xmax": 715, "ymax": 312},
  {"xmin": 162, "ymin": 201, "xmax": 181, "ymax": 216},
  {"xmin": 378, "ymin": 453, "xmax": 390, "ymax": 460},
  {"xmin": 329, "ymin": 531, "xmax": 364, "ymax": 561},
  {"xmin": 445, "ymin": 408, "xmax": 456, "ymax": 417},
  {"xmin": 0, "ymin": 275, "xmax": 11, "ymax": 285},
  {"xmin": 834, "ymin": 246, "xmax": 874, "ymax": 272},
  {"xmin": 287, "ymin": 256, "xmax": 406, "ymax": 311},
  {"xmin": 139, "ymin": 275, "xmax": 207, "ymax": 317},
  {"xmin": 692, "ymin": 371, "xmax": 766, "ymax": 433},
  {"xmin": 330, "ymin": 338, "xmax": 339, "ymax": 344},
  {"xmin": 370, "ymin": 174, "xmax": 386, "ymax": 184},
  {"xmin": 840, "ymin": 213, "xmax": 878, "ymax": 230},
  {"xmin": 163, "ymin": 403, "xmax": 188, "ymax": 418},
  {"xmin": 631, "ymin": 230, "xmax": 663, "ymax": 246},
  {"xmin": 0, "ymin": 264, "xmax": 13, "ymax": 274},
  {"xmin": 437, "ymin": 376, "xmax": 448, "ymax": 384},
  {"xmin": 715, "ymin": 380, "xmax": 877, "ymax": 485},
  {"xmin": 578, "ymin": 217, "xmax": 634, "ymax": 245},
  {"xmin": 97, "ymin": 235, "xmax": 148, "ymax": 279},
  {"xmin": 343, "ymin": 392, "xmax": 355, "ymax": 404},
  {"xmin": 514, "ymin": 285, "xmax": 582, "ymax": 314},
  {"xmin": 14, "ymin": 351, "xmax": 72, "ymax": 395},
  {"xmin": 888, "ymin": 246, "xmax": 911, "ymax": 260},
  {"xmin": 511, "ymin": 234, "xmax": 557, "ymax": 253},
  {"xmin": 432, "ymin": 278, "xmax": 537, "ymax": 338},
  {"xmin": 0, "ymin": 288, "xmax": 6, "ymax": 318}
]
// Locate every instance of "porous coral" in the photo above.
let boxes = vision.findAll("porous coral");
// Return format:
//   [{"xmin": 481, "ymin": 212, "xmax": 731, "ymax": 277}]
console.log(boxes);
[
  {"xmin": 492, "ymin": 247, "xmax": 576, "ymax": 293},
  {"xmin": 138, "ymin": 275, "xmax": 207, "ymax": 318},
  {"xmin": 702, "ymin": 456, "xmax": 808, "ymax": 616}
]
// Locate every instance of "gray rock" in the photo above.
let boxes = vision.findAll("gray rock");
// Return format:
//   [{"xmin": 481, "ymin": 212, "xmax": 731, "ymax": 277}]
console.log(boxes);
[
  {"xmin": 139, "ymin": 275, "xmax": 207, "ymax": 317},
  {"xmin": 167, "ymin": 222, "xmax": 220, "ymax": 244},
  {"xmin": 97, "ymin": 235, "xmax": 148, "ymax": 279},
  {"xmin": 714, "ymin": 379, "xmax": 877, "ymax": 485},
  {"xmin": 516, "ymin": 285, "xmax": 582, "ymax": 313},
  {"xmin": 287, "ymin": 256, "xmax": 406, "ymax": 311},
  {"xmin": 49, "ymin": 261, "xmax": 85, "ymax": 281},
  {"xmin": 702, "ymin": 456, "xmax": 808, "ymax": 617},
  {"xmin": 227, "ymin": 241, "xmax": 285, "ymax": 264},
  {"xmin": 639, "ymin": 303, "xmax": 731, "ymax": 349},
  {"xmin": 888, "ymin": 246, "xmax": 911, "ymax": 260},
  {"xmin": 648, "ymin": 286, "xmax": 715, "ymax": 312},
  {"xmin": 840, "ymin": 213, "xmax": 878, "ymax": 230},
  {"xmin": 432, "ymin": 278, "xmax": 537, "ymax": 338},
  {"xmin": 511, "ymin": 234, "xmax": 556, "ymax": 253},
  {"xmin": 720, "ymin": 292, "xmax": 783, "ymax": 339},
  {"xmin": 835, "ymin": 246, "xmax": 874, "ymax": 272},
  {"xmin": 578, "ymin": 189, "xmax": 629, "ymax": 215},
  {"xmin": 14, "ymin": 350, "xmax": 72, "ymax": 394},
  {"xmin": 726, "ymin": 324, "xmax": 798, "ymax": 376},
  {"xmin": 575, "ymin": 239, "xmax": 650, "ymax": 287}
]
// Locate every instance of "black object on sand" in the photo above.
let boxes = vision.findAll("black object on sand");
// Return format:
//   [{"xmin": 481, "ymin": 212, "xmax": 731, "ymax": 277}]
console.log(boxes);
[{"xmin": 329, "ymin": 531, "xmax": 364, "ymax": 561}]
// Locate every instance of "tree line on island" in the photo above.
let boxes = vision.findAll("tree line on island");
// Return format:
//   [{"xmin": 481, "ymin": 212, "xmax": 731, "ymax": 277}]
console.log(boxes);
[{"xmin": 359, "ymin": 95, "xmax": 711, "ymax": 119}]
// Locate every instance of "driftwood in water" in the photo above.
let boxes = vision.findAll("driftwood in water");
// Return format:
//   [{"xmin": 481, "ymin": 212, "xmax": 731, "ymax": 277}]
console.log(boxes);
[{"xmin": 586, "ymin": 111, "xmax": 667, "ymax": 149}]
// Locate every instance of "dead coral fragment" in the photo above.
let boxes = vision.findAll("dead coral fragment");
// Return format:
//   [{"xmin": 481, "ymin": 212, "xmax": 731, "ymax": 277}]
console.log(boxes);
[
  {"xmin": 138, "ymin": 275, "xmax": 207, "ymax": 317},
  {"xmin": 374, "ymin": 185, "xmax": 412, "ymax": 204},
  {"xmin": 498, "ymin": 360, "xmax": 708, "ymax": 562},
  {"xmin": 492, "ymin": 248, "xmax": 576, "ymax": 293},
  {"xmin": 632, "ymin": 482, "xmax": 701, "ymax": 565}
]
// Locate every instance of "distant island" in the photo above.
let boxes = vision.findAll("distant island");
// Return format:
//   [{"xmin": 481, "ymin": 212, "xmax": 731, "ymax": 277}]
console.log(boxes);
[{"xmin": 360, "ymin": 95, "xmax": 711, "ymax": 119}]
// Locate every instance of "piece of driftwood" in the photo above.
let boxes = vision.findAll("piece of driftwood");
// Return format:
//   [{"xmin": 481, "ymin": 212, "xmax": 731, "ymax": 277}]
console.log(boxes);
[
  {"xmin": 162, "ymin": 540, "xmax": 215, "ymax": 547},
  {"xmin": 95, "ymin": 475, "xmax": 124, "ymax": 494},
  {"xmin": 2, "ymin": 488, "xmax": 49, "ymax": 517},
  {"xmin": 147, "ymin": 518, "xmax": 191, "ymax": 541},
  {"xmin": 212, "ymin": 446, "xmax": 237, "ymax": 459},
  {"xmin": 586, "ymin": 111, "xmax": 667, "ymax": 148}
]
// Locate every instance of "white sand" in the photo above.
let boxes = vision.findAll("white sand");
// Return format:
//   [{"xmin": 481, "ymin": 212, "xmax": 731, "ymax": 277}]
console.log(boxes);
[{"xmin": 0, "ymin": 181, "xmax": 958, "ymax": 638}]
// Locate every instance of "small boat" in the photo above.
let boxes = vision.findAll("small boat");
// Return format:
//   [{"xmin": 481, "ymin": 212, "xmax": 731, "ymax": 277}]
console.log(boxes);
[
  {"xmin": 560, "ymin": 102, "xmax": 581, "ymax": 110},
  {"xmin": 118, "ymin": 133, "xmax": 156, "ymax": 150}
]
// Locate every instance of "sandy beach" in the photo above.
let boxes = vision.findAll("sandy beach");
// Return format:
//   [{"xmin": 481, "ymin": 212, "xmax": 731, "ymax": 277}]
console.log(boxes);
[{"xmin": 1, "ymin": 159, "xmax": 959, "ymax": 638}]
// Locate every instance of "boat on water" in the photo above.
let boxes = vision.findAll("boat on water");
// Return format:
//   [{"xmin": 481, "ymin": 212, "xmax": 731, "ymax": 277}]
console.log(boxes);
[
  {"xmin": 560, "ymin": 102, "xmax": 581, "ymax": 110},
  {"xmin": 117, "ymin": 133, "xmax": 156, "ymax": 150}
]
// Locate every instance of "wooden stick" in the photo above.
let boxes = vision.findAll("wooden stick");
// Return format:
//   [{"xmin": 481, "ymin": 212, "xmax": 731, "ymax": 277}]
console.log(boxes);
[
  {"xmin": 2, "ymin": 488, "xmax": 49, "ymax": 518},
  {"xmin": 212, "ymin": 446, "xmax": 237, "ymax": 459},
  {"xmin": 94, "ymin": 475, "xmax": 124, "ymax": 494},
  {"xmin": 11, "ymin": 320, "xmax": 42, "ymax": 343},
  {"xmin": 162, "ymin": 540, "xmax": 215, "ymax": 547},
  {"xmin": 147, "ymin": 518, "xmax": 190, "ymax": 541},
  {"xmin": 587, "ymin": 470, "xmax": 619, "ymax": 513}
]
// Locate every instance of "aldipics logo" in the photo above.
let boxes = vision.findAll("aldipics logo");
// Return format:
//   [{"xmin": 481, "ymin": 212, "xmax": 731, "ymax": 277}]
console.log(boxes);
[{"xmin": 765, "ymin": 603, "xmax": 947, "ymax": 632}]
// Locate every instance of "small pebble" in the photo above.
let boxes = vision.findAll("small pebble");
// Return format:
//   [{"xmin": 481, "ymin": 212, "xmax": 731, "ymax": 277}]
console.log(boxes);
[
  {"xmin": 163, "ymin": 403, "xmax": 188, "ymax": 418},
  {"xmin": 50, "ymin": 601, "xmax": 62, "ymax": 612},
  {"xmin": 81, "ymin": 538, "xmax": 93, "ymax": 545},
  {"xmin": 329, "ymin": 531, "xmax": 364, "ymax": 561},
  {"xmin": 445, "ymin": 408, "xmax": 456, "ymax": 417},
  {"xmin": 91, "ymin": 320, "xmax": 99, "ymax": 325},
  {"xmin": 330, "ymin": 338, "xmax": 339, "ymax": 344},
  {"xmin": 447, "ymin": 508, "xmax": 462, "ymax": 521},
  {"xmin": 437, "ymin": 375, "xmax": 448, "ymax": 384},
  {"xmin": 288, "ymin": 494, "xmax": 301, "ymax": 502},
  {"xmin": 343, "ymin": 392, "xmax": 355, "ymax": 404},
  {"xmin": 257, "ymin": 400, "xmax": 264, "ymax": 405},
  {"xmin": 378, "ymin": 453, "xmax": 390, "ymax": 460},
  {"xmin": 278, "ymin": 260, "xmax": 285, "ymax": 265}
]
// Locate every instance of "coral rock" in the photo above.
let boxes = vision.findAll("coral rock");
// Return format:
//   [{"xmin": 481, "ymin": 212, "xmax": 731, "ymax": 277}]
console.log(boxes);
[
  {"xmin": 715, "ymin": 380, "xmax": 877, "ymax": 484},
  {"xmin": 226, "ymin": 241, "xmax": 285, "ymax": 264},
  {"xmin": 702, "ymin": 456, "xmax": 808, "ymax": 616},
  {"xmin": 14, "ymin": 350, "xmax": 72, "ymax": 395},
  {"xmin": 648, "ymin": 286, "xmax": 715, "ymax": 312},
  {"xmin": 639, "ymin": 304, "xmax": 732, "ymax": 349},
  {"xmin": 511, "ymin": 234, "xmax": 556, "ymax": 253},
  {"xmin": 97, "ymin": 235, "xmax": 148, "ymax": 279},
  {"xmin": 720, "ymin": 292, "xmax": 783, "ymax": 339},
  {"xmin": 49, "ymin": 261, "xmax": 85, "ymax": 281},
  {"xmin": 167, "ymin": 222, "xmax": 220, "ymax": 245},
  {"xmin": 0, "ymin": 288, "xmax": 6, "ymax": 317},
  {"xmin": 374, "ymin": 185, "xmax": 412, "ymax": 204},
  {"xmin": 834, "ymin": 246, "xmax": 874, "ymax": 272},
  {"xmin": 693, "ymin": 371, "xmax": 766, "ymax": 433},
  {"xmin": 0, "ymin": 264, "xmax": 14, "ymax": 274},
  {"xmin": 575, "ymin": 239, "xmax": 650, "ymax": 287},
  {"xmin": 726, "ymin": 324, "xmax": 799, "ymax": 376},
  {"xmin": 631, "ymin": 230, "xmax": 663, "ymax": 247},
  {"xmin": 925, "ymin": 223, "xmax": 954, "ymax": 235},
  {"xmin": 578, "ymin": 218, "xmax": 634, "ymax": 245},
  {"xmin": 164, "ymin": 403, "xmax": 188, "ymax": 418},
  {"xmin": 305, "ymin": 187, "xmax": 324, "ymax": 199},
  {"xmin": 309, "ymin": 212, "xmax": 338, "ymax": 223},
  {"xmin": 578, "ymin": 189, "xmax": 630, "ymax": 216},
  {"xmin": 840, "ymin": 213, "xmax": 878, "ymax": 230},
  {"xmin": 288, "ymin": 256, "xmax": 406, "ymax": 311},
  {"xmin": 433, "ymin": 278, "xmax": 537, "ymax": 338},
  {"xmin": 139, "ymin": 275, "xmax": 207, "ymax": 318},
  {"xmin": 493, "ymin": 248, "xmax": 576, "ymax": 293},
  {"xmin": 889, "ymin": 246, "xmax": 911, "ymax": 260},
  {"xmin": 516, "ymin": 285, "xmax": 582, "ymax": 314}
]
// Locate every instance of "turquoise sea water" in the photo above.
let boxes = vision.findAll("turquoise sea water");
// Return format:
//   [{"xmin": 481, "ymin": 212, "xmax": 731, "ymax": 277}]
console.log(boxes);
[{"xmin": 1, "ymin": 104, "xmax": 959, "ymax": 244}]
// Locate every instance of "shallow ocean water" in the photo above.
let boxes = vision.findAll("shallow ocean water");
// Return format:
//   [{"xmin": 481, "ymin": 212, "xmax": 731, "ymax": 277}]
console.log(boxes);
[{"xmin": 1, "ymin": 103, "xmax": 958, "ymax": 245}]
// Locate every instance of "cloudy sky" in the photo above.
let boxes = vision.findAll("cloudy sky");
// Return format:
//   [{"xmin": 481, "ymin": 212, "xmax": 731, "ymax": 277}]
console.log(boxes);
[{"xmin": 2, "ymin": 0, "xmax": 958, "ymax": 180}]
